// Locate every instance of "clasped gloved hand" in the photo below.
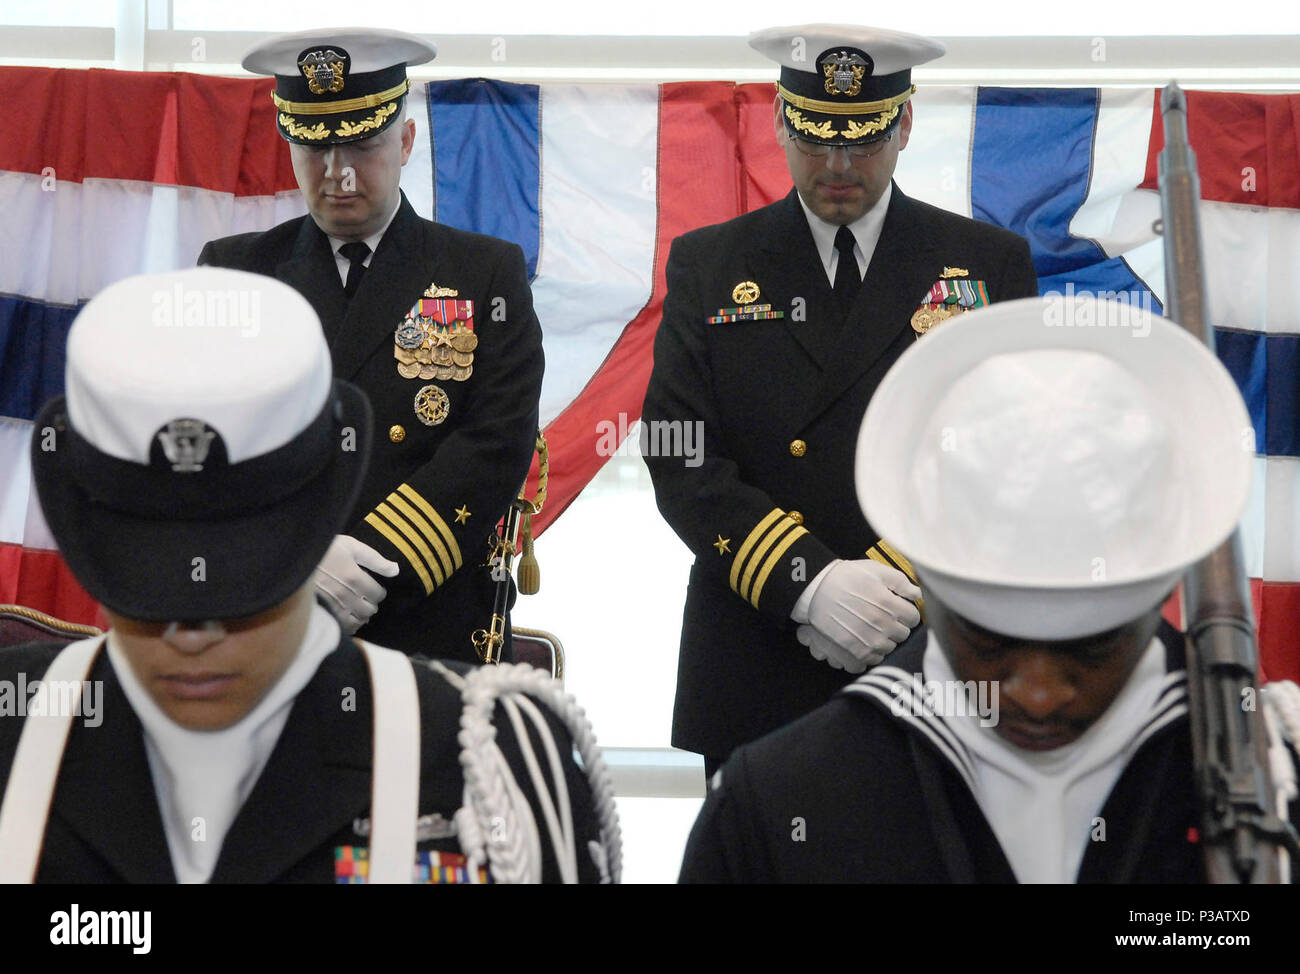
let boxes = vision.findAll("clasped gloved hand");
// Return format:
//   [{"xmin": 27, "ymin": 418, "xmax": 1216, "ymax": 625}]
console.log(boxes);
[
  {"xmin": 313, "ymin": 534, "xmax": 400, "ymax": 634},
  {"xmin": 797, "ymin": 559, "xmax": 922, "ymax": 673}
]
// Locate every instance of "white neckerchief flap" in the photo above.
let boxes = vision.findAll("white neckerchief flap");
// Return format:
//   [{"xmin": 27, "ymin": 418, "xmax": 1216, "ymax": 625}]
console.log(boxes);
[
  {"xmin": 105, "ymin": 603, "xmax": 341, "ymax": 883},
  {"xmin": 923, "ymin": 631, "xmax": 1170, "ymax": 883}
]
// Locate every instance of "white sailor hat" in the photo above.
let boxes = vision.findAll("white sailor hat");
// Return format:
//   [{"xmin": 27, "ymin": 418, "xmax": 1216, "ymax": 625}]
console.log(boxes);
[
  {"xmin": 242, "ymin": 27, "xmax": 437, "ymax": 145},
  {"xmin": 855, "ymin": 295, "xmax": 1254, "ymax": 640},
  {"xmin": 749, "ymin": 24, "xmax": 945, "ymax": 145},
  {"xmin": 31, "ymin": 267, "xmax": 373, "ymax": 621}
]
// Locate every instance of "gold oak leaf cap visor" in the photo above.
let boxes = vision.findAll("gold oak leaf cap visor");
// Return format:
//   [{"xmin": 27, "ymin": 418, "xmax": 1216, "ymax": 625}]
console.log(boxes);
[
  {"xmin": 749, "ymin": 24, "xmax": 945, "ymax": 145},
  {"xmin": 242, "ymin": 27, "xmax": 437, "ymax": 145},
  {"xmin": 854, "ymin": 295, "xmax": 1254, "ymax": 641},
  {"xmin": 30, "ymin": 267, "xmax": 374, "ymax": 621}
]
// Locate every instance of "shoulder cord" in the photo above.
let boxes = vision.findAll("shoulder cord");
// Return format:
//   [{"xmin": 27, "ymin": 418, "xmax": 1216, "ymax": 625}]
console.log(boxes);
[
  {"xmin": 1262, "ymin": 680, "xmax": 1300, "ymax": 804},
  {"xmin": 1262, "ymin": 680, "xmax": 1300, "ymax": 885},
  {"xmin": 428, "ymin": 661, "xmax": 622, "ymax": 884}
]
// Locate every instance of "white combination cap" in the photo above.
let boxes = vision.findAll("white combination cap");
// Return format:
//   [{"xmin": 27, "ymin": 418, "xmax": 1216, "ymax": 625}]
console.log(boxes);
[
  {"xmin": 242, "ymin": 28, "xmax": 436, "ymax": 145},
  {"xmin": 748, "ymin": 24, "xmax": 945, "ymax": 77},
  {"xmin": 748, "ymin": 24, "xmax": 945, "ymax": 144},
  {"xmin": 242, "ymin": 27, "xmax": 436, "ymax": 77}
]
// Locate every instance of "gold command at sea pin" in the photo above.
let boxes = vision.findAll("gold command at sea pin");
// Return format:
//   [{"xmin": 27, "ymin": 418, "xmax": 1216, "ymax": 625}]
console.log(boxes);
[
  {"xmin": 709, "ymin": 282, "xmax": 785, "ymax": 324},
  {"xmin": 393, "ymin": 282, "xmax": 477, "ymax": 382},
  {"xmin": 910, "ymin": 271, "xmax": 990, "ymax": 335}
]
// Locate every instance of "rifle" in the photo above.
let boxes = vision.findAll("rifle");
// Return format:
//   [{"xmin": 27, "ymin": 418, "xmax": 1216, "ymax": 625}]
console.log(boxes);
[
  {"xmin": 1157, "ymin": 81, "xmax": 1300, "ymax": 883},
  {"xmin": 472, "ymin": 432, "xmax": 548, "ymax": 664}
]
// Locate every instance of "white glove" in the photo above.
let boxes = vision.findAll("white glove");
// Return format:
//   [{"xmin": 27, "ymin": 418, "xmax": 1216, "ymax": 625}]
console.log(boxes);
[
  {"xmin": 804, "ymin": 559, "xmax": 922, "ymax": 670},
  {"xmin": 797, "ymin": 624, "xmax": 871, "ymax": 674},
  {"xmin": 314, "ymin": 535, "xmax": 400, "ymax": 634}
]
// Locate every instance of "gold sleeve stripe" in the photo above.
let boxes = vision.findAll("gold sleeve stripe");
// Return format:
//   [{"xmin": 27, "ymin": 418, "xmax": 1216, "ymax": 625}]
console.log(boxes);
[
  {"xmin": 375, "ymin": 502, "xmax": 445, "ymax": 588},
  {"xmin": 395, "ymin": 483, "xmax": 463, "ymax": 569},
  {"xmin": 867, "ymin": 542, "xmax": 925, "ymax": 617},
  {"xmin": 386, "ymin": 494, "xmax": 454, "ymax": 579},
  {"xmin": 875, "ymin": 539, "xmax": 920, "ymax": 586},
  {"xmin": 739, "ymin": 519, "xmax": 797, "ymax": 602},
  {"xmin": 865, "ymin": 547, "xmax": 893, "ymax": 569},
  {"xmin": 729, "ymin": 508, "xmax": 785, "ymax": 592},
  {"xmin": 364, "ymin": 512, "xmax": 434, "ymax": 595},
  {"xmin": 748, "ymin": 525, "xmax": 809, "ymax": 608}
]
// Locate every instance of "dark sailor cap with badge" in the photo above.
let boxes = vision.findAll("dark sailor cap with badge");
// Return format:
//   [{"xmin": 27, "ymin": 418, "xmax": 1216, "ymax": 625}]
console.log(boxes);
[
  {"xmin": 30, "ymin": 268, "xmax": 373, "ymax": 621},
  {"xmin": 242, "ymin": 27, "xmax": 437, "ymax": 145},
  {"xmin": 749, "ymin": 24, "xmax": 945, "ymax": 145}
]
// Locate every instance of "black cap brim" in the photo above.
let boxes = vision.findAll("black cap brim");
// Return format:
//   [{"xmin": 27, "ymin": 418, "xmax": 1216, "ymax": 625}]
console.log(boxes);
[
  {"xmin": 30, "ymin": 380, "xmax": 373, "ymax": 622},
  {"xmin": 276, "ymin": 95, "xmax": 405, "ymax": 146}
]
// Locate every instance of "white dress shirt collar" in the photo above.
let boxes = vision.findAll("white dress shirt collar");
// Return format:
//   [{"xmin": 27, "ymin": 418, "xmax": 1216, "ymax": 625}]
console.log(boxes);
[
  {"xmin": 796, "ymin": 181, "xmax": 893, "ymax": 287},
  {"xmin": 326, "ymin": 197, "xmax": 402, "ymax": 284}
]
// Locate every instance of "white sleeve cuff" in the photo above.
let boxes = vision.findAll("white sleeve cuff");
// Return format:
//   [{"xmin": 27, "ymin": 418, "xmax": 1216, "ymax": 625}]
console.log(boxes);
[{"xmin": 790, "ymin": 559, "xmax": 839, "ymax": 625}]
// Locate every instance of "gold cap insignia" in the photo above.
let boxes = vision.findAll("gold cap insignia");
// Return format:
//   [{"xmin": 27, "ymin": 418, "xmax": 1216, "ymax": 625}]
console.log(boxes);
[
  {"xmin": 822, "ymin": 51, "xmax": 869, "ymax": 98},
  {"xmin": 297, "ymin": 49, "xmax": 347, "ymax": 95},
  {"xmin": 732, "ymin": 281, "xmax": 760, "ymax": 304}
]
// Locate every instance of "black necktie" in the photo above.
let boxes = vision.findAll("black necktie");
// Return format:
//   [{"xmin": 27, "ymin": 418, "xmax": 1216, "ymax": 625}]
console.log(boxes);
[
  {"xmin": 339, "ymin": 241, "xmax": 370, "ymax": 299},
  {"xmin": 832, "ymin": 225, "xmax": 860, "ymax": 313}
]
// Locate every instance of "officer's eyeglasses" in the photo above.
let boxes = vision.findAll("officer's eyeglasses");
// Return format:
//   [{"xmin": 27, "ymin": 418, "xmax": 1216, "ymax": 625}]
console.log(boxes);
[{"xmin": 788, "ymin": 130, "xmax": 894, "ymax": 159}]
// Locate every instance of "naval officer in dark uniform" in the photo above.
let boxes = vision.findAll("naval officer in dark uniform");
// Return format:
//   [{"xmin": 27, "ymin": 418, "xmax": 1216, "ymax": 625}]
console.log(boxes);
[
  {"xmin": 199, "ymin": 29, "xmax": 543, "ymax": 662},
  {"xmin": 642, "ymin": 25, "xmax": 1039, "ymax": 774},
  {"xmin": 680, "ymin": 295, "xmax": 1300, "ymax": 883}
]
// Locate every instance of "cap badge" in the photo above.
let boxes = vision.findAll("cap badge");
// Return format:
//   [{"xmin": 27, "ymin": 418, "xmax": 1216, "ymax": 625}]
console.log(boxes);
[
  {"xmin": 156, "ymin": 419, "xmax": 217, "ymax": 473},
  {"xmin": 298, "ymin": 48, "xmax": 347, "ymax": 95},
  {"xmin": 822, "ymin": 51, "xmax": 870, "ymax": 97}
]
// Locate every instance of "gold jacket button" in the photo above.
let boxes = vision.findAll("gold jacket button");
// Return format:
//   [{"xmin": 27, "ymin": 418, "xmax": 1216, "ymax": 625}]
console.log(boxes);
[
  {"xmin": 389, "ymin": 424, "xmax": 406, "ymax": 443},
  {"xmin": 789, "ymin": 439, "xmax": 807, "ymax": 457},
  {"xmin": 788, "ymin": 510, "xmax": 804, "ymax": 525}
]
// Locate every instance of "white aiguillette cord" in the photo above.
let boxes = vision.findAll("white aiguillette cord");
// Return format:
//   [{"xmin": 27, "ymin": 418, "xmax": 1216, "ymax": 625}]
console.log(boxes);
[
  {"xmin": 356, "ymin": 640, "xmax": 421, "ymax": 884},
  {"xmin": 0, "ymin": 635, "xmax": 103, "ymax": 883},
  {"xmin": 0, "ymin": 637, "xmax": 423, "ymax": 885}
]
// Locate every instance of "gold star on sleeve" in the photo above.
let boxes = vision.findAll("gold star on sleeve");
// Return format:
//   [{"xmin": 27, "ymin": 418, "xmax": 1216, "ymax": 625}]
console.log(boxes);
[
  {"xmin": 713, "ymin": 535, "xmax": 732, "ymax": 555},
  {"xmin": 454, "ymin": 505, "xmax": 471, "ymax": 524}
]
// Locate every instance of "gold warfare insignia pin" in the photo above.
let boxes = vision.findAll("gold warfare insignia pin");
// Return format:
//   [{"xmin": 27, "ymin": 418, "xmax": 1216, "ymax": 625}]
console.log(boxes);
[
  {"xmin": 941, "ymin": 267, "xmax": 969, "ymax": 279},
  {"xmin": 732, "ymin": 281, "xmax": 760, "ymax": 304},
  {"xmin": 297, "ymin": 49, "xmax": 347, "ymax": 95},
  {"xmin": 414, "ymin": 384, "xmax": 450, "ymax": 426},
  {"xmin": 423, "ymin": 282, "xmax": 460, "ymax": 298}
]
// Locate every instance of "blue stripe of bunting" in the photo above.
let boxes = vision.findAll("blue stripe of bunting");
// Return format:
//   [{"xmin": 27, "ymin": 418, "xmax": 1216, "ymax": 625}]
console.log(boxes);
[
  {"xmin": 0, "ymin": 295, "xmax": 77, "ymax": 421},
  {"xmin": 426, "ymin": 79, "xmax": 541, "ymax": 278},
  {"xmin": 969, "ymin": 87, "xmax": 1162, "ymax": 313}
]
